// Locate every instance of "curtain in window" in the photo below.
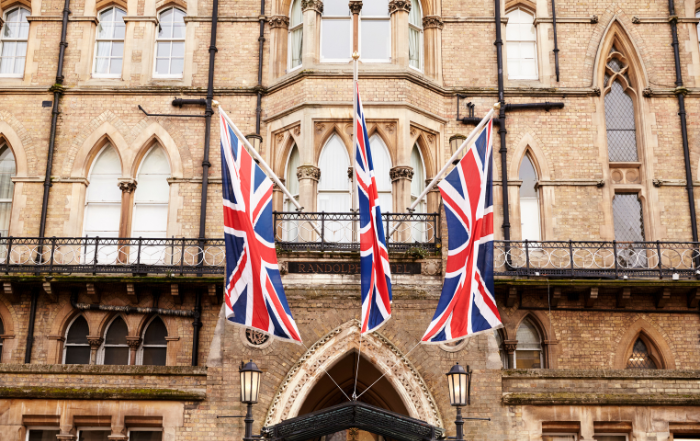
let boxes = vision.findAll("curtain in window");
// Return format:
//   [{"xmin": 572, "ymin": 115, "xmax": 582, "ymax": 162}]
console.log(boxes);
[
  {"xmin": 515, "ymin": 319, "xmax": 542, "ymax": 369},
  {"xmin": 289, "ymin": 0, "xmax": 303, "ymax": 69},
  {"xmin": 360, "ymin": 0, "xmax": 390, "ymax": 62},
  {"xmin": 102, "ymin": 317, "xmax": 129, "ymax": 365},
  {"xmin": 64, "ymin": 316, "xmax": 90, "ymax": 364},
  {"xmin": 0, "ymin": 7, "xmax": 29, "ymax": 76},
  {"xmin": 321, "ymin": 0, "xmax": 351, "ymax": 61},
  {"xmin": 155, "ymin": 8, "xmax": 186, "ymax": 76},
  {"xmin": 132, "ymin": 147, "xmax": 170, "ymax": 238},
  {"xmin": 410, "ymin": 146, "xmax": 426, "ymax": 242},
  {"xmin": 94, "ymin": 7, "xmax": 125, "ymax": 76},
  {"xmin": 84, "ymin": 146, "xmax": 121, "ymax": 238},
  {"xmin": 140, "ymin": 317, "xmax": 167, "ymax": 366},
  {"xmin": 0, "ymin": 145, "xmax": 16, "ymax": 238},
  {"xmin": 519, "ymin": 155, "xmax": 541, "ymax": 241},
  {"xmin": 369, "ymin": 135, "xmax": 392, "ymax": 212},
  {"xmin": 505, "ymin": 8, "xmax": 537, "ymax": 80},
  {"xmin": 408, "ymin": 0, "xmax": 422, "ymax": 69},
  {"xmin": 318, "ymin": 134, "xmax": 351, "ymax": 242},
  {"xmin": 283, "ymin": 146, "xmax": 300, "ymax": 241}
]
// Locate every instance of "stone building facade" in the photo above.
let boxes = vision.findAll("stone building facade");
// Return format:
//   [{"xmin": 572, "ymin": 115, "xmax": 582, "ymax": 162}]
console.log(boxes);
[{"xmin": 1, "ymin": 0, "xmax": 700, "ymax": 439}]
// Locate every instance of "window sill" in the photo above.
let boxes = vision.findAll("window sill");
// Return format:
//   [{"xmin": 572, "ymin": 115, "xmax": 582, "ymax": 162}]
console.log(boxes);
[{"xmin": 270, "ymin": 63, "xmax": 436, "ymax": 89}]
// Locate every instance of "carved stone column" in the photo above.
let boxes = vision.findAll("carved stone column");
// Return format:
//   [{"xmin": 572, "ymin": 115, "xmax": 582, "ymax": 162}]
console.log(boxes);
[
  {"xmin": 269, "ymin": 16, "xmax": 290, "ymax": 79},
  {"xmin": 390, "ymin": 166, "xmax": 413, "ymax": 242},
  {"xmin": 297, "ymin": 165, "xmax": 321, "ymax": 241},
  {"xmin": 422, "ymin": 16, "xmax": 444, "ymax": 81},
  {"xmin": 117, "ymin": 179, "xmax": 137, "ymax": 238},
  {"xmin": 126, "ymin": 337, "xmax": 141, "ymax": 365},
  {"xmin": 504, "ymin": 340, "xmax": 518, "ymax": 369},
  {"xmin": 349, "ymin": 1, "xmax": 362, "ymax": 54},
  {"xmin": 301, "ymin": 0, "xmax": 323, "ymax": 66},
  {"xmin": 87, "ymin": 336, "xmax": 103, "ymax": 365},
  {"xmin": 389, "ymin": 0, "xmax": 411, "ymax": 67}
]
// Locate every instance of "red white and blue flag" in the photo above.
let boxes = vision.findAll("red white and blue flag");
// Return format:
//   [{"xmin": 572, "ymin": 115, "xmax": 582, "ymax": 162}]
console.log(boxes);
[
  {"xmin": 219, "ymin": 108, "xmax": 302, "ymax": 344},
  {"xmin": 355, "ymin": 84, "xmax": 393, "ymax": 334},
  {"xmin": 422, "ymin": 120, "xmax": 501, "ymax": 343}
]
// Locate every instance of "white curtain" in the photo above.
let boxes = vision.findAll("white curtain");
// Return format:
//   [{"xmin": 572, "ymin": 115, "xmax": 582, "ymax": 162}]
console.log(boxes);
[
  {"xmin": 318, "ymin": 135, "xmax": 351, "ymax": 242},
  {"xmin": 408, "ymin": 0, "xmax": 422, "ymax": 69},
  {"xmin": 519, "ymin": 154, "xmax": 541, "ymax": 241},
  {"xmin": 410, "ymin": 145, "xmax": 426, "ymax": 242},
  {"xmin": 0, "ymin": 145, "xmax": 16, "ymax": 238},
  {"xmin": 505, "ymin": 8, "xmax": 538, "ymax": 80},
  {"xmin": 284, "ymin": 146, "xmax": 300, "ymax": 241},
  {"xmin": 368, "ymin": 134, "xmax": 392, "ymax": 213},
  {"xmin": 289, "ymin": 0, "xmax": 303, "ymax": 69},
  {"xmin": 0, "ymin": 7, "xmax": 30, "ymax": 75}
]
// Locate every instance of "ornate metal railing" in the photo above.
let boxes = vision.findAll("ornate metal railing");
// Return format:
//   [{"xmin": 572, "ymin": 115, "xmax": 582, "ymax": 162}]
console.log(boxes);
[
  {"xmin": 495, "ymin": 240, "xmax": 700, "ymax": 279},
  {"xmin": 273, "ymin": 212, "xmax": 441, "ymax": 253}
]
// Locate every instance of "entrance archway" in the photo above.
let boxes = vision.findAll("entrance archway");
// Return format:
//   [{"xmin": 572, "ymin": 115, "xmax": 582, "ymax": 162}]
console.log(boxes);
[{"xmin": 264, "ymin": 320, "xmax": 442, "ymax": 429}]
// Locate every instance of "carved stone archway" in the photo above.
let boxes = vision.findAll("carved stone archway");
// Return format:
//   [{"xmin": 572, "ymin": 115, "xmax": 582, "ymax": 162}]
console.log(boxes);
[{"xmin": 264, "ymin": 320, "xmax": 443, "ymax": 428}]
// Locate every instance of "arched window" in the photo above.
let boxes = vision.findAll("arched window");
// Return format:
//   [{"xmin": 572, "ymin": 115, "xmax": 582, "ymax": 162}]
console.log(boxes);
[
  {"xmin": 63, "ymin": 315, "xmax": 90, "ymax": 365},
  {"xmin": 321, "ymin": 0, "xmax": 390, "ymax": 62},
  {"xmin": 605, "ymin": 83, "xmax": 637, "ymax": 162},
  {"xmin": 0, "ymin": 145, "xmax": 16, "ymax": 238},
  {"xmin": 408, "ymin": 0, "xmax": 423, "ymax": 70},
  {"xmin": 132, "ymin": 147, "xmax": 171, "ymax": 238},
  {"xmin": 288, "ymin": 0, "xmax": 303, "ymax": 70},
  {"xmin": 410, "ymin": 145, "xmax": 425, "ymax": 213},
  {"xmin": 285, "ymin": 145, "xmax": 300, "ymax": 211},
  {"xmin": 138, "ymin": 316, "xmax": 167, "ymax": 366},
  {"xmin": 318, "ymin": 134, "xmax": 350, "ymax": 212},
  {"xmin": 505, "ymin": 8, "xmax": 537, "ymax": 80},
  {"xmin": 84, "ymin": 145, "xmax": 121, "ymax": 238},
  {"xmin": 154, "ymin": 8, "xmax": 186, "ymax": 77},
  {"xmin": 0, "ymin": 7, "xmax": 30, "ymax": 77},
  {"xmin": 515, "ymin": 318, "xmax": 543, "ymax": 368},
  {"xmin": 626, "ymin": 338, "xmax": 657, "ymax": 369},
  {"xmin": 519, "ymin": 154, "xmax": 541, "ymax": 241},
  {"xmin": 494, "ymin": 329, "xmax": 507, "ymax": 369},
  {"xmin": 369, "ymin": 134, "xmax": 392, "ymax": 213},
  {"xmin": 100, "ymin": 316, "xmax": 129, "ymax": 365},
  {"xmin": 93, "ymin": 7, "xmax": 126, "ymax": 77}
]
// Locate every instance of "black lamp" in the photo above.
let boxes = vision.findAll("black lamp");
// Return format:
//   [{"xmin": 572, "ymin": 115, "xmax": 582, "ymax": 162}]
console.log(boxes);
[
  {"xmin": 240, "ymin": 360, "xmax": 263, "ymax": 441},
  {"xmin": 446, "ymin": 363, "xmax": 472, "ymax": 441}
]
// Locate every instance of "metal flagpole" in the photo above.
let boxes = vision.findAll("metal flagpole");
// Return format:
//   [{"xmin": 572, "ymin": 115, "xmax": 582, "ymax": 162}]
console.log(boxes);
[
  {"xmin": 351, "ymin": 50, "xmax": 362, "ymax": 401},
  {"xmin": 388, "ymin": 102, "xmax": 500, "ymax": 236}
]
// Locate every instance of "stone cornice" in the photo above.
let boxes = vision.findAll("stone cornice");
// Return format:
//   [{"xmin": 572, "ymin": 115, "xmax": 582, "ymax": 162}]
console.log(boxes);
[
  {"xmin": 123, "ymin": 16, "xmax": 158, "ymax": 23},
  {"xmin": 27, "ymin": 15, "xmax": 98, "ymax": 24},
  {"xmin": 268, "ymin": 15, "xmax": 290, "ymax": 28},
  {"xmin": 301, "ymin": 0, "xmax": 323, "ymax": 14},
  {"xmin": 388, "ymin": 0, "xmax": 410, "ymax": 14},
  {"xmin": 502, "ymin": 368, "xmax": 700, "ymax": 379},
  {"xmin": 184, "ymin": 16, "xmax": 261, "ymax": 22},
  {"xmin": 0, "ymin": 363, "xmax": 207, "ymax": 376},
  {"xmin": 0, "ymin": 386, "xmax": 206, "ymax": 401},
  {"xmin": 422, "ymin": 16, "xmax": 444, "ymax": 29},
  {"xmin": 533, "ymin": 15, "xmax": 598, "ymax": 25},
  {"xmin": 502, "ymin": 392, "xmax": 700, "ymax": 406},
  {"xmin": 296, "ymin": 165, "xmax": 321, "ymax": 182},
  {"xmin": 442, "ymin": 16, "xmax": 509, "ymax": 23},
  {"xmin": 390, "ymin": 166, "xmax": 414, "ymax": 182}
]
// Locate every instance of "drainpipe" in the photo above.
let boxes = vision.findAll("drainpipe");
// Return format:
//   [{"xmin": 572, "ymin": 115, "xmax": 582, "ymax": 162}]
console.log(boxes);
[
  {"xmin": 254, "ymin": 0, "xmax": 266, "ymax": 138},
  {"xmin": 24, "ymin": 289, "xmax": 38, "ymax": 363},
  {"xmin": 551, "ymin": 0, "xmax": 560, "ymax": 82},
  {"xmin": 39, "ymin": 0, "xmax": 71, "ymax": 238},
  {"xmin": 494, "ymin": 0, "xmax": 511, "ymax": 241},
  {"xmin": 667, "ymin": 0, "xmax": 698, "ymax": 242},
  {"xmin": 191, "ymin": 291, "xmax": 202, "ymax": 366}
]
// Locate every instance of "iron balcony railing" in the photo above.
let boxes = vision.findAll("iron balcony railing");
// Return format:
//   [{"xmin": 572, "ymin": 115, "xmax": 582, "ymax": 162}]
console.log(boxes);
[
  {"xmin": 273, "ymin": 211, "xmax": 442, "ymax": 253},
  {"xmin": 495, "ymin": 240, "xmax": 700, "ymax": 279}
]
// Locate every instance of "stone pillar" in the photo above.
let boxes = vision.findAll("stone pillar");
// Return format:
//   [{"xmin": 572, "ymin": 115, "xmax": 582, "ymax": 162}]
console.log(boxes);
[
  {"xmin": 297, "ymin": 165, "xmax": 321, "ymax": 241},
  {"xmin": 87, "ymin": 337, "xmax": 103, "ymax": 365},
  {"xmin": 126, "ymin": 337, "xmax": 141, "ymax": 365},
  {"xmin": 57, "ymin": 431, "xmax": 76, "ymax": 441},
  {"xmin": 422, "ymin": 16, "xmax": 444, "ymax": 81},
  {"xmin": 349, "ymin": 1, "xmax": 362, "ymax": 54},
  {"xmin": 301, "ymin": 0, "xmax": 323, "ymax": 66},
  {"xmin": 118, "ymin": 179, "xmax": 137, "ymax": 238},
  {"xmin": 269, "ymin": 16, "xmax": 290, "ymax": 79},
  {"xmin": 504, "ymin": 340, "xmax": 518, "ymax": 369},
  {"xmin": 272, "ymin": 178, "xmax": 286, "ymax": 232},
  {"xmin": 390, "ymin": 166, "xmax": 413, "ymax": 243},
  {"xmin": 426, "ymin": 178, "xmax": 441, "ymax": 214},
  {"xmin": 389, "ymin": 0, "xmax": 411, "ymax": 67}
]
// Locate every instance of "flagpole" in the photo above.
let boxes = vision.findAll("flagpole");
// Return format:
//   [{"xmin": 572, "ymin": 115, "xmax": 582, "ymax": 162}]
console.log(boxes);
[
  {"xmin": 352, "ymin": 52, "xmax": 359, "ymax": 214},
  {"xmin": 388, "ymin": 102, "xmax": 500, "ymax": 236}
]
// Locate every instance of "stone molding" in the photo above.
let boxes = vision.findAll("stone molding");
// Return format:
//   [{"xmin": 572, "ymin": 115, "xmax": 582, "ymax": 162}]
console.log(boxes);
[
  {"xmin": 349, "ymin": 0, "xmax": 362, "ymax": 14},
  {"xmin": 390, "ymin": 166, "xmax": 414, "ymax": 182},
  {"xmin": 118, "ymin": 179, "xmax": 137, "ymax": 193},
  {"xmin": 87, "ymin": 337, "xmax": 104, "ymax": 348},
  {"xmin": 126, "ymin": 337, "xmax": 142, "ymax": 348},
  {"xmin": 264, "ymin": 320, "xmax": 443, "ymax": 428},
  {"xmin": 422, "ymin": 16, "xmax": 444, "ymax": 29},
  {"xmin": 273, "ymin": 178, "xmax": 286, "ymax": 192},
  {"xmin": 297, "ymin": 165, "xmax": 321, "ymax": 182},
  {"xmin": 502, "ymin": 392, "xmax": 700, "ymax": 406},
  {"xmin": 503, "ymin": 339, "xmax": 518, "ymax": 353},
  {"xmin": 389, "ymin": 0, "xmax": 411, "ymax": 14},
  {"xmin": 269, "ymin": 15, "xmax": 290, "ymax": 29},
  {"xmin": 301, "ymin": 0, "xmax": 323, "ymax": 14}
]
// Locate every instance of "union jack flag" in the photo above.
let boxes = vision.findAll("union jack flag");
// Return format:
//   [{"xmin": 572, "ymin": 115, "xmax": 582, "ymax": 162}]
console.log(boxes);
[
  {"xmin": 355, "ymin": 84, "xmax": 392, "ymax": 334},
  {"xmin": 422, "ymin": 120, "xmax": 501, "ymax": 343},
  {"xmin": 219, "ymin": 108, "xmax": 302, "ymax": 343}
]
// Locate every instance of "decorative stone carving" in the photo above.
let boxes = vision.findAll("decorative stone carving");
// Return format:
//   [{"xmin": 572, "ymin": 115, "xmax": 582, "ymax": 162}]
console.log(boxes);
[
  {"xmin": 126, "ymin": 337, "xmax": 142, "ymax": 349},
  {"xmin": 421, "ymin": 259, "xmax": 441, "ymax": 276},
  {"xmin": 279, "ymin": 261, "xmax": 288, "ymax": 274},
  {"xmin": 87, "ymin": 337, "xmax": 103, "ymax": 348},
  {"xmin": 347, "ymin": 166, "xmax": 353, "ymax": 180},
  {"xmin": 276, "ymin": 132, "xmax": 285, "ymax": 143},
  {"xmin": 390, "ymin": 166, "xmax": 414, "ymax": 182},
  {"xmin": 301, "ymin": 0, "xmax": 323, "ymax": 14},
  {"xmin": 263, "ymin": 320, "xmax": 443, "ymax": 428},
  {"xmin": 297, "ymin": 165, "xmax": 321, "ymax": 182},
  {"xmin": 426, "ymin": 134, "xmax": 434, "ymax": 144},
  {"xmin": 422, "ymin": 16, "xmax": 444, "ymax": 30},
  {"xmin": 349, "ymin": 0, "xmax": 362, "ymax": 14},
  {"xmin": 632, "ymin": 16, "xmax": 640, "ymax": 24},
  {"xmin": 315, "ymin": 122, "xmax": 326, "ymax": 133},
  {"xmin": 273, "ymin": 178, "xmax": 286, "ymax": 192},
  {"xmin": 246, "ymin": 329, "xmax": 270, "ymax": 346},
  {"xmin": 610, "ymin": 166, "xmax": 641, "ymax": 185},
  {"xmin": 590, "ymin": 14, "xmax": 599, "ymax": 23},
  {"xmin": 388, "ymin": 0, "xmax": 411, "ymax": 14},
  {"xmin": 118, "ymin": 181, "xmax": 137, "ymax": 193},
  {"xmin": 652, "ymin": 178, "xmax": 663, "ymax": 187},
  {"xmin": 593, "ymin": 87, "xmax": 601, "ymax": 96},
  {"xmin": 503, "ymin": 339, "xmax": 518, "ymax": 354},
  {"xmin": 439, "ymin": 338, "xmax": 468, "ymax": 352},
  {"xmin": 269, "ymin": 15, "xmax": 290, "ymax": 29},
  {"xmin": 643, "ymin": 87, "xmax": 652, "ymax": 97},
  {"xmin": 426, "ymin": 178, "xmax": 440, "ymax": 191},
  {"xmin": 384, "ymin": 122, "xmax": 396, "ymax": 133},
  {"xmin": 293, "ymin": 125, "xmax": 301, "ymax": 136}
]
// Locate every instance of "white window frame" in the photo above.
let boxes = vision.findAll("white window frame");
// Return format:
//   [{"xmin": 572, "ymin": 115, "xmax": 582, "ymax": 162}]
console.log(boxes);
[
  {"xmin": 131, "ymin": 146, "xmax": 171, "ymax": 239},
  {"xmin": 153, "ymin": 7, "xmax": 186, "ymax": 79},
  {"xmin": 25, "ymin": 427, "xmax": 61, "ymax": 441},
  {"xmin": 408, "ymin": 0, "xmax": 423, "ymax": 71},
  {"xmin": 505, "ymin": 7, "xmax": 538, "ymax": 80},
  {"xmin": 82, "ymin": 144, "xmax": 121, "ymax": 239},
  {"xmin": 320, "ymin": 6, "xmax": 352, "ymax": 63},
  {"xmin": 92, "ymin": 7, "xmax": 126, "ymax": 78},
  {"xmin": 77, "ymin": 427, "xmax": 111, "ymax": 441},
  {"xmin": 514, "ymin": 319, "xmax": 544, "ymax": 369},
  {"xmin": 359, "ymin": 7, "xmax": 391, "ymax": 63},
  {"xmin": 127, "ymin": 428, "xmax": 163, "ymax": 441},
  {"xmin": 519, "ymin": 153, "xmax": 542, "ymax": 242},
  {"xmin": 62, "ymin": 314, "xmax": 90, "ymax": 364},
  {"xmin": 97, "ymin": 315, "xmax": 130, "ymax": 365},
  {"xmin": 136, "ymin": 315, "xmax": 168, "ymax": 366},
  {"xmin": 287, "ymin": 0, "xmax": 303, "ymax": 72},
  {"xmin": 0, "ymin": 143, "xmax": 15, "ymax": 238},
  {"xmin": 283, "ymin": 145, "xmax": 300, "ymax": 210},
  {"xmin": 0, "ymin": 7, "xmax": 30, "ymax": 78}
]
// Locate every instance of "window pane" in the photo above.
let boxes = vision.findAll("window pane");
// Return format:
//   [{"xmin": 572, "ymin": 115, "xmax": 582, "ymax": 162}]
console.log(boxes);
[
  {"xmin": 626, "ymin": 338, "xmax": 657, "ymax": 369},
  {"xmin": 132, "ymin": 205, "xmax": 168, "ymax": 237},
  {"xmin": 97, "ymin": 21, "xmax": 114, "ymax": 39},
  {"xmin": 170, "ymin": 58, "xmax": 184, "ymax": 75},
  {"xmin": 65, "ymin": 345, "xmax": 91, "ymax": 364},
  {"xmin": 613, "ymin": 193, "xmax": 644, "ymax": 242},
  {"xmin": 155, "ymin": 58, "xmax": 170, "ymax": 74},
  {"xmin": 409, "ymin": 27, "xmax": 420, "ymax": 68},
  {"xmin": 130, "ymin": 432, "xmax": 163, "ymax": 441},
  {"xmin": 517, "ymin": 320, "xmax": 541, "ymax": 349},
  {"xmin": 290, "ymin": 27, "xmax": 303, "ymax": 68},
  {"xmin": 171, "ymin": 42, "xmax": 184, "ymax": 57},
  {"xmin": 362, "ymin": 0, "xmax": 388, "ymax": 16},
  {"xmin": 28, "ymin": 430, "xmax": 60, "ymax": 441},
  {"xmin": 0, "ymin": 58, "xmax": 13, "ymax": 74},
  {"xmin": 67, "ymin": 316, "xmax": 89, "ymax": 343},
  {"xmin": 83, "ymin": 204, "xmax": 121, "ymax": 233},
  {"xmin": 142, "ymin": 347, "xmax": 167, "ymax": 365},
  {"xmin": 79, "ymin": 431, "xmax": 110, "ymax": 441},
  {"xmin": 172, "ymin": 23, "xmax": 186, "ymax": 39},
  {"xmin": 361, "ymin": 20, "xmax": 390, "ymax": 60},
  {"xmin": 157, "ymin": 42, "xmax": 171, "ymax": 57},
  {"xmin": 114, "ymin": 22, "xmax": 125, "ymax": 39},
  {"xmin": 515, "ymin": 350, "xmax": 541, "ymax": 368},
  {"xmin": 106, "ymin": 318, "xmax": 128, "ymax": 344},
  {"xmin": 318, "ymin": 135, "xmax": 350, "ymax": 191},
  {"xmin": 321, "ymin": 19, "xmax": 350, "ymax": 59},
  {"xmin": 104, "ymin": 346, "xmax": 129, "ymax": 365},
  {"xmin": 2, "ymin": 42, "xmax": 15, "ymax": 57},
  {"xmin": 158, "ymin": 22, "xmax": 173, "ymax": 39},
  {"xmin": 290, "ymin": 0, "xmax": 303, "ymax": 26},
  {"xmin": 323, "ymin": 0, "xmax": 348, "ymax": 16},
  {"xmin": 111, "ymin": 42, "xmax": 124, "ymax": 57},
  {"xmin": 605, "ymin": 81, "xmax": 638, "ymax": 162},
  {"xmin": 144, "ymin": 318, "xmax": 168, "ymax": 344},
  {"xmin": 109, "ymin": 57, "xmax": 122, "ymax": 75}
]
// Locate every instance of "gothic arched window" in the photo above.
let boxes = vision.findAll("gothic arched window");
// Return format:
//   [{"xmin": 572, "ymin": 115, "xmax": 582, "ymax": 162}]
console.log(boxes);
[
  {"xmin": 84, "ymin": 145, "xmax": 121, "ymax": 238},
  {"xmin": 285, "ymin": 145, "xmax": 300, "ymax": 211},
  {"xmin": 100, "ymin": 316, "xmax": 129, "ymax": 365},
  {"xmin": 318, "ymin": 134, "xmax": 350, "ymax": 213},
  {"xmin": 626, "ymin": 338, "xmax": 657, "ymax": 369},
  {"xmin": 0, "ymin": 7, "xmax": 30, "ymax": 77},
  {"xmin": 515, "ymin": 318, "xmax": 543, "ymax": 369},
  {"xmin": 288, "ymin": 0, "xmax": 303, "ymax": 70},
  {"xmin": 505, "ymin": 8, "xmax": 537, "ymax": 80},
  {"xmin": 64, "ymin": 315, "xmax": 90, "ymax": 365},
  {"xmin": 519, "ymin": 154, "xmax": 541, "ymax": 241},
  {"xmin": 93, "ymin": 7, "xmax": 126, "ymax": 77},
  {"xmin": 154, "ymin": 7, "xmax": 186, "ymax": 77},
  {"xmin": 138, "ymin": 316, "xmax": 167, "ymax": 366},
  {"xmin": 0, "ymin": 144, "xmax": 16, "ymax": 237},
  {"xmin": 132, "ymin": 147, "xmax": 171, "ymax": 238},
  {"xmin": 604, "ymin": 48, "xmax": 638, "ymax": 163},
  {"xmin": 369, "ymin": 134, "xmax": 392, "ymax": 213}
]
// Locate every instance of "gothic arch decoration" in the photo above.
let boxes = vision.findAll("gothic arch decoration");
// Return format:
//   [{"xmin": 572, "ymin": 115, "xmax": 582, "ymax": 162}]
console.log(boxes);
[
  {"xmin": 272, "ymin": 125, "xmax": 301, "ymax": 178},
  {"xmin": 70, "ymin": 121, "xmax": 128, "ymax": 179},
  {"xmin": 589, "ymin": 16, "xmax": 650, "ymax": 89},
  {"xmin": 504, "ymin": 0, "xmax": 535, "ymax": 13},
  {"xmin": 508, "ymin": 133, "xmax": 551, "ymax": 181},
  {"xmin": 155, "ymin": 0, "xmax": 187, "ymax": 12},
  {"xmin": 314, "ymin": 123, "xmax": 353, "ymax": 164},
  {"xmin": 0, "ymin": 112, "xmax": 34, "ymax": 177},
  {"xmin": 264, "ymin": 320, "xmax": 443, "ymax": 428},
  {"xmin": 129, "ymin": 122, "xmax": 184, "ymax": 179},
  {"xmin": 0, "ymin": 123, "xmax": 28, "ymax": 178},
  {"xmin": 613, "ymin": 316, "xmax": 676, "ymax": 369},
  {"xmin": 409, "ymin": 127, "xmax": 437, "ymax": 180},
  {"xmin": 503, "ymin": 310, "xmax": 558, "ymax": 369},
  {"xmin": 95, "ymin": 0, "xmax": 128, "ymax": 12}
]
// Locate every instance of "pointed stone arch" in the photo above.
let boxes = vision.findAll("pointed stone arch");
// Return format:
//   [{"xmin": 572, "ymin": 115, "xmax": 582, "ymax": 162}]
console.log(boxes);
[
  {"xmin": 70, "ymin": 121, "xmax": 128, "ymax": 179},
  {"xmin": 264, "ymin": 320, "xmax": 442, "ymax": 428},
  {"xmin": 589, "ymin": 15, "xmax": 650, "ymax": 89},
  {"xmin": 0, "ymin": 122, "xmax": 28, "ymax": 178},
  {"xmin": 129, "ymin": 122, "xmax": 184, "ymax": 179},
  {"xmin": 0, "ymin": 111, "xmax": 36, "ymax": 177},
  {"xmin": 315, "ymin": 125, "xmax": 353, "ymax": 165},
  {"xmin": 613, "ymin": 316, "xmax": 677, "ymax": 369},
  {"xmin": 509, "ymin": 133, "xmax": 551, "ymax": 181}
]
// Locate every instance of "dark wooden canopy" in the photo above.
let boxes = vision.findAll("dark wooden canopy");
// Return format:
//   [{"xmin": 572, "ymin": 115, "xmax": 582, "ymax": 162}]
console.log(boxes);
[{"xmin": 262, "ymin": 401, "xmax": 445, "ymax": 441}]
